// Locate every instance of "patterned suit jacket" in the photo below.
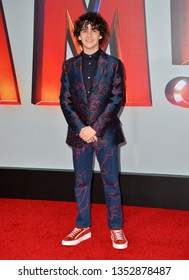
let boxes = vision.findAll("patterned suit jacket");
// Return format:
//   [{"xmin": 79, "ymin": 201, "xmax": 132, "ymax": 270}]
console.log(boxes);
[{"xmin": 60, "ymin": 49, "xmax": 126, "ymax": 148}]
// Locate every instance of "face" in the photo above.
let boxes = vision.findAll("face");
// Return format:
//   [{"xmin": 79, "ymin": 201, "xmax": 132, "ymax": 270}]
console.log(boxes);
[{"xmin": 78, "ymin": 23, "xmax": 102, "ymax": 54}]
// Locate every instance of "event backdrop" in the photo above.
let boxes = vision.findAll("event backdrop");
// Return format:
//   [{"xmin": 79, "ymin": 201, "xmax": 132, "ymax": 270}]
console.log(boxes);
[{"xmin": 0, "ymin": 0, "xmax": 189, "ymax": 175}]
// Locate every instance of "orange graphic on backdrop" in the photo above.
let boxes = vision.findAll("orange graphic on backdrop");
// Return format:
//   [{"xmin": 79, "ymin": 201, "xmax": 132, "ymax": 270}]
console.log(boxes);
[{"xmin": 0, "ymin": 0, "xmax": 20, "ymax": 104}]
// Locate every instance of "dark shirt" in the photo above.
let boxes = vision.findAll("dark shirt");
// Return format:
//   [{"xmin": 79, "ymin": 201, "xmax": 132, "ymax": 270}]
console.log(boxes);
[{"xmin": 82, "ymin": 49, "xmax": 100, "ymax": 95}]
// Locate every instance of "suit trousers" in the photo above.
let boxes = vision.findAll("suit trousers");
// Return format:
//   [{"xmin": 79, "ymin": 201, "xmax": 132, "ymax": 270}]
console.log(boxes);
[{"xmin": 72, "ymin": 143, "xmax": 123, "ymax": 229}]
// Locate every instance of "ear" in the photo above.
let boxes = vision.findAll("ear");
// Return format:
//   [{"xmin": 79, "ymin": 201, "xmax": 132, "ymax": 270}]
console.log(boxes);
[
  {"xmin": 99, "ymin": 35, "xmax": 102, "ymax": 39},
  {"xmin": 78, "ymin": 36, "xmax": 81, "ymax": 41}
]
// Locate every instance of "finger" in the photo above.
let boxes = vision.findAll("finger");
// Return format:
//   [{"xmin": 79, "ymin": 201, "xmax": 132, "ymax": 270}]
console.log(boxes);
[{"xmin": 93, "ymin": 136, "xmax": 98, "ymax": 141}]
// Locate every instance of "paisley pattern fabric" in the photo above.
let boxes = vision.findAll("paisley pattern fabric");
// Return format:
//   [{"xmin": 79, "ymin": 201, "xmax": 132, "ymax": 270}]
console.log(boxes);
[
  {"xmin": 60, "ymin": 49, "xmax": 126, "ymax": 148},
  {"xmin": 72, "ymin": 144, "xmax": 123, "ymax": 229}
]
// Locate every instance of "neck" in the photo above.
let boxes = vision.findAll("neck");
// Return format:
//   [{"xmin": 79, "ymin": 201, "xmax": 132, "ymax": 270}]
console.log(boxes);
[{"xmin": 83, "ymin": 47, "xmax": 99, "ymax": 55}]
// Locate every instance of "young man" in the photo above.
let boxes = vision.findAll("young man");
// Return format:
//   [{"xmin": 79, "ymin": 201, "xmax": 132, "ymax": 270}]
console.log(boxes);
[{"xmin": 60, "ymin": 12, "xmax": 128, "ymax": 249}]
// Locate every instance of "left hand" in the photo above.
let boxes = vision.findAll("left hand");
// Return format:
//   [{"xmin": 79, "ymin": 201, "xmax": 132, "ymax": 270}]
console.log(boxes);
[{"xmin": 79, "ymin": 126, "xmax": 97, "ymax": 143}]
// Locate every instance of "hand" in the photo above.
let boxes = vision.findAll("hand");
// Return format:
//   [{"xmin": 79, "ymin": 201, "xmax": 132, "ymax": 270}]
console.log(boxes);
[
  {"xmin": 79, "ymin": 126, "xmax": 97, "ymax": 143},
  {"xmin": 87, "ymin": 135, "xmax": 98, "ymax": 143}
]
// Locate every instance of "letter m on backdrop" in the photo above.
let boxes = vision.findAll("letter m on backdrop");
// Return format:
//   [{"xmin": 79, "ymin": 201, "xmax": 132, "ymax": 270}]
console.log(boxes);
[{"xmin": 32, "ymin": 0, "xmax": 151, "ymax": 106}]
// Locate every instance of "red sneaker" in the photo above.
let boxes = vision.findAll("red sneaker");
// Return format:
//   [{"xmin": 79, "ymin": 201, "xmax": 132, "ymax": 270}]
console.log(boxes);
[
  {"xmin": 111, "ymin": 229, "xmax": 128, "ymax": 249},
  {"xmin": 62, "ymin": 227, "xmax": 91, "ymax": 246}
]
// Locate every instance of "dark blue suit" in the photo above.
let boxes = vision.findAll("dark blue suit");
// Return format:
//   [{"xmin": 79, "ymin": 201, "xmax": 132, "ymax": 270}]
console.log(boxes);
[{"xmin": 60, "ymin": 49, "xmax": 126, "ymax": 229}]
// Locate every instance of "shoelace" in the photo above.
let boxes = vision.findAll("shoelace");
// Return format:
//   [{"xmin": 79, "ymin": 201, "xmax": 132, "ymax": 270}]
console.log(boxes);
[
  {"xmin": 68, "ymin": 227, "xmax": 81, "ymax": 238},
  {"xmin": 112, "ymin": 230, "xmax": 125, "ymax": 240}
]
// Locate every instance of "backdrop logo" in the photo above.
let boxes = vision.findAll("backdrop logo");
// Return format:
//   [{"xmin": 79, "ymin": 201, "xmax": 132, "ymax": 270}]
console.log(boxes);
[
  {"xmin": 165, "ymin": 0, "xmax": 189, "ymax": 108},
  {"xmin": 4, "ymin": 0, "xmax": 188, "ymax": 107},
  {"xmin": 165, "ymin": 77, "xmax": 189, "ymax": 108}
]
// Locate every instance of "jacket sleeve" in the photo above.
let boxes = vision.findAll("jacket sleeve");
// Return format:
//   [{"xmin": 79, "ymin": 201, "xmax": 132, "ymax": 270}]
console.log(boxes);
[
  {"xmin": 91, "ymin": 59, "xmax": 125, "ymax": 138},
  {"xmin": 59, "ymin": 62, "xmax": 85, "ymax": 135}
]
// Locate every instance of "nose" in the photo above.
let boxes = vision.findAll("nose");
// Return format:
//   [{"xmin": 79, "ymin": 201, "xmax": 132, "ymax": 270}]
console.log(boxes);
[{"xmin": 86, "ymin": 29, "xmax": 92, "ymax": 37}]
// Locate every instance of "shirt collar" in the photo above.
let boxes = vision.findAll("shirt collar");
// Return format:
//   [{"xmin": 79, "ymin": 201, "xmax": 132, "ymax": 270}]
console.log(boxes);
[{"xmin": 82, "ymin": 49, "xmax": 101, "ymax": 60}]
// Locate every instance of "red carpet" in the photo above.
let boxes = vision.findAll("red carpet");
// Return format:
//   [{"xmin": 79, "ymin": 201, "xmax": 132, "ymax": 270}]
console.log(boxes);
[{"xmin": 0, "ymin": 198, "xmax": 189, "ymax": 260}]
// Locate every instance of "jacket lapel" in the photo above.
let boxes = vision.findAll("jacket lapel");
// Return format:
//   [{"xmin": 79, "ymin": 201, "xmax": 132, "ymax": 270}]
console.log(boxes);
[
  {"xmin": 71, "ymin": 53, "xmax": 89, "ymax": 107},
  {"xmin": 73, "ymin": 53, "xmax": 86, "ymax": 94},
  {"xmin": 91, "ymin": 50, "xmax": 108, "ymax": 88}
]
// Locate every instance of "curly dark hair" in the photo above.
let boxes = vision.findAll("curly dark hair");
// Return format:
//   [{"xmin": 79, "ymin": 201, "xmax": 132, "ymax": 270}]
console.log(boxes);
[{"xmin": 73, "ymin": 12, "xmax": 109, "ymax": 46}]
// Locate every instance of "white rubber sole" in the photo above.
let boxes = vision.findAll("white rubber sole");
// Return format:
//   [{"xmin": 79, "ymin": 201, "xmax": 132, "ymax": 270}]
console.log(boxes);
[
  {"xmin": 112, "ymin": 240, "xmax": 128, "ymax": 249},
  {"xmin": 62, "ymin": 232, "xmax": 91, "ymax": 246}
]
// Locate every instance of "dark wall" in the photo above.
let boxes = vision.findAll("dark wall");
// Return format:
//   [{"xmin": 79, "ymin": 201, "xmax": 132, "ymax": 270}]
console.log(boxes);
[{"xmin": 1, "ymin": 168, "xmax": 189, "ymax": 210}]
